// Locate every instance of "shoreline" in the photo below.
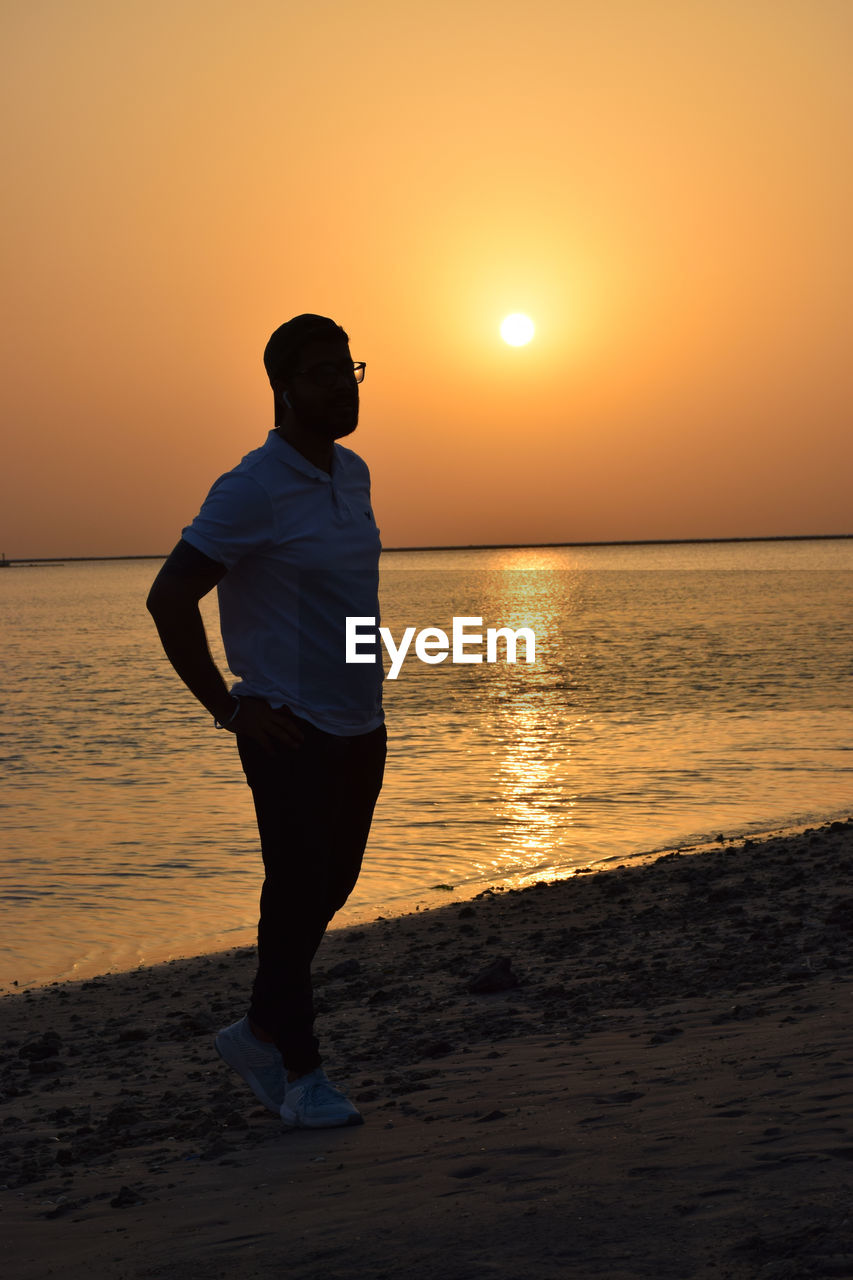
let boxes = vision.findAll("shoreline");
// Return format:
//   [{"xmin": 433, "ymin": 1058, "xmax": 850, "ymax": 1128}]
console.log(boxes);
[
  {"xmin": 3, "ymin": 531, "xmax": 852, "ymax": 566},
  {"xmin": 2, "ymin": 814, "xmax": 852, "ymax": 1278},
  {"xmin": 10, "ymin": 809, "xmax": 852, "ymax": 997}
]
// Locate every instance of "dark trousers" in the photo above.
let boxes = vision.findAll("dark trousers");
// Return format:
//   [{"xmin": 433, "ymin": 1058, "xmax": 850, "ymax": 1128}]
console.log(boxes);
[{"xmin": 236, "ymin": 718, "xmax": 386, "ymax": 1074}]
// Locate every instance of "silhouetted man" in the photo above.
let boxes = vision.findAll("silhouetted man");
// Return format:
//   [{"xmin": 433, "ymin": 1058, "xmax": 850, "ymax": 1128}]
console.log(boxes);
[{"xmin": 147, "ymin": 315, "xmax": 385, "ymax": 1128}]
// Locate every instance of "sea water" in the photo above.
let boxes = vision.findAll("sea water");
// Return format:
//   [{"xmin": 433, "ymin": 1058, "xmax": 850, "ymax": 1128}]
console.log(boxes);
[{"xmin": 1, "ymin": 539, "xmax": 851, "ymax": 989}]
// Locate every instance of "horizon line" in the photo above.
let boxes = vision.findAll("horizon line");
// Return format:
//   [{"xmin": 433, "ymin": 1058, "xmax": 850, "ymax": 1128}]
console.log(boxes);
[{"xmin": 2, "ymin": 531, "xmax": 852, "ymax": 564}]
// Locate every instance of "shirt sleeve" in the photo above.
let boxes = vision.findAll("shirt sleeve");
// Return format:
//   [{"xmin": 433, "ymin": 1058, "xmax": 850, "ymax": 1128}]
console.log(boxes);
[{"xmin": 182, "ymin": 471, "xmax": 275, "ymax": 569}]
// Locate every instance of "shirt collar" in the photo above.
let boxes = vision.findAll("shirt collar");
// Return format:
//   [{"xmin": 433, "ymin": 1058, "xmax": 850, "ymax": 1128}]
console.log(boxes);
[{"xmin": 266, "ymin": 429, "xmax": 336, "ymax": 481}]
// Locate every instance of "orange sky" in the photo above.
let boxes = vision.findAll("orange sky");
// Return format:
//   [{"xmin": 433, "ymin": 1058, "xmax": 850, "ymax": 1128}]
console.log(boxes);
[{"xmin": 2, "ymin": 0, "xmax": 851, "ymax": 557}]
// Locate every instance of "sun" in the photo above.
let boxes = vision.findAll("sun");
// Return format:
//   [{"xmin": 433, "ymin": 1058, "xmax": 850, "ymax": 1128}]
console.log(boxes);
[{"xmin": 500, "ymin": 313, "xmax": 535, "ymax": 346}]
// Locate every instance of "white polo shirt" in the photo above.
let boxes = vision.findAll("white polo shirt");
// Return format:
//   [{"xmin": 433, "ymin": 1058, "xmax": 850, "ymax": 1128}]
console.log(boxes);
[{"xmin": 182, "ymin": 429, "xmax": 384, "ymax": 736}]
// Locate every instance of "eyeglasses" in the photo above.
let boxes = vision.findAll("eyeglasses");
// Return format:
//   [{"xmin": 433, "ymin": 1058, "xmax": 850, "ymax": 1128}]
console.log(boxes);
[{"xmin": 292, "ymin": 361, "xmax": 366, "ymax": 387}]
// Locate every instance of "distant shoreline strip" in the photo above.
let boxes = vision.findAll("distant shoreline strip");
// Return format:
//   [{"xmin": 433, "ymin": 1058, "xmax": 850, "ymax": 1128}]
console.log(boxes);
[{"xmin": 4, "ymin": 532, "xmax": 852, "ymax": 565}]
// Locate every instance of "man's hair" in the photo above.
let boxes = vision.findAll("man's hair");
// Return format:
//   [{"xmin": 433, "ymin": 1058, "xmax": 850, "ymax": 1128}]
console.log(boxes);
[{"xmin": 263, "ymin": 314, "xmax": 349, "ymax": 387}]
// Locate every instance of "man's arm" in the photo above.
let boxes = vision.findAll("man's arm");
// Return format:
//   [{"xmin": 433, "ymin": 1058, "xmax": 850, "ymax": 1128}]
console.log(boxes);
[{"xmin": 146, "ymin": 539, "xmax": 303, "ymax": 749}]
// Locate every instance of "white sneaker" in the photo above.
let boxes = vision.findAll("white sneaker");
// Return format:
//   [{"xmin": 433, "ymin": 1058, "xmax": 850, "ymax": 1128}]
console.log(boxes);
[
  {"xmin": 280, "ymin": 1068, "xmax": 364, "ymax": 1129},
  {"xmin": 214, "ymin": 1016, "xmax": 286, "ymax": 1114}
]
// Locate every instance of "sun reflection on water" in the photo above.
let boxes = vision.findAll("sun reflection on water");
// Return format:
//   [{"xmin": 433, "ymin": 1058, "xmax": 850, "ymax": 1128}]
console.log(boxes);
[{"xmin": 482, "ymin": 555, "xmax": 583, "ymax": 878}]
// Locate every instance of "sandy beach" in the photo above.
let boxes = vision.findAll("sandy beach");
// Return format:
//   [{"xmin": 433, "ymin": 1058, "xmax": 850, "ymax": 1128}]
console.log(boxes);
[{"xmin": 2, "ymin": 817, "xmax": 852, "ymax": 1279}]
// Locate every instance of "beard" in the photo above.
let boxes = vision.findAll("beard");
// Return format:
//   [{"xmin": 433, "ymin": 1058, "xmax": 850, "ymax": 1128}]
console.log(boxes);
[{"xmin": 290, "ymin": 387, "xmax": 359, "ymax": 441}]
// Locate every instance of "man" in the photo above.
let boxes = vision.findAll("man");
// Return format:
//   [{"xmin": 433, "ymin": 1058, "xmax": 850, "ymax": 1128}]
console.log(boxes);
[{"xmin": 146, "ymin": 314, "xmax": 386, "ymax": 1129}]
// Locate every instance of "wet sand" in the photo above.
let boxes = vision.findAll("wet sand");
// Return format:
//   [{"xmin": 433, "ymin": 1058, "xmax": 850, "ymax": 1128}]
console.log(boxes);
[{"xmin": 2, "ymin": 817, "xmax": 852, "ymax": 1279}]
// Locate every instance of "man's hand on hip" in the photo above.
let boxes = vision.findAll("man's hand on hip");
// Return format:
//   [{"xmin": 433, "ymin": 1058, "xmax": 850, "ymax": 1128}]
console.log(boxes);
[{"xmin": 229, "ymin": 697, "xmax": 305, "ymax": 750}]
